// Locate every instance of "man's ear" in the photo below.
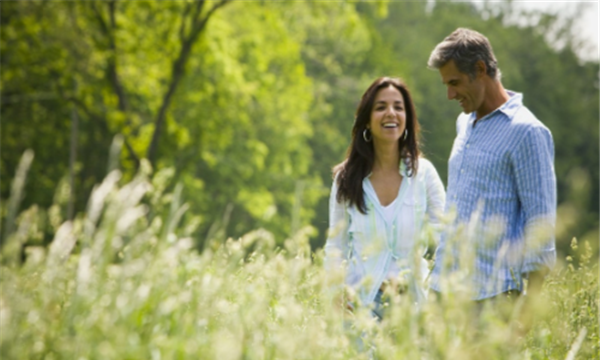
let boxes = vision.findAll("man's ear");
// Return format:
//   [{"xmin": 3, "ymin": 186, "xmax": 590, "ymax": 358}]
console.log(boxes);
[{"xmin": 476, "ymin": 60, "xmax": 487, "ymax": 77}]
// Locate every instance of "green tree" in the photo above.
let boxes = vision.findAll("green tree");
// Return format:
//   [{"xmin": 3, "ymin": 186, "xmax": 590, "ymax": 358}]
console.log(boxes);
[
  {"xmin": 1, "ymin": 0, "xmax": 597, "ymax": 257},
  {"xmin": 1, "ymin": 1, "xmax": 364, "ymax": 247}
]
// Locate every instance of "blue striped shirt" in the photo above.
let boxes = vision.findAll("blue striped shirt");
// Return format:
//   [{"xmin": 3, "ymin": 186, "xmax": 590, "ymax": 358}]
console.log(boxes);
[{"xmin": 430, "ymin": 91, "xmax": 557, "ymax": 300}]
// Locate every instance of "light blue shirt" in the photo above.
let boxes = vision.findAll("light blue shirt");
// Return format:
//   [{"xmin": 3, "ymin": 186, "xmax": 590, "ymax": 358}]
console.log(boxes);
[
  {"xmin": 325, "ymin": 158, "xmax": 446, "ymax": 306},
  {"xmin": 430, "ymin": 91, "xmax": 557, "ymax": 300}
]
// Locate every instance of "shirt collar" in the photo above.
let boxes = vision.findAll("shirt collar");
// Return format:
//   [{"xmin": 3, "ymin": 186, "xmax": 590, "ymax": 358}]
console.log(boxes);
[
  {"xmin": 365, "ymin": 158, "xmax": 410, "ymax": 178},
  {"xmin": 498, "ymin": 90, "xmax": 523, "ymax": 119},
  {"xmin": 468, "ymin": 90, "xmax": 523, "ymax": 124}
]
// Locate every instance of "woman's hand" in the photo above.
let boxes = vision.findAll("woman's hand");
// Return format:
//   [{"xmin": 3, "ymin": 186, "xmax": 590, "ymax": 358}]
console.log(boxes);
[{"xmin": 333, "ymin": 287, "xmax": 356, "ymax": 312}]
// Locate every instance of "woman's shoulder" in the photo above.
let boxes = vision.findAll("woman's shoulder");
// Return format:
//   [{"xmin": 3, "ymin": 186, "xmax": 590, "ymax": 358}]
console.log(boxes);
[
  {"xmin": 415, "ymin": 157, "xmax": 442, "ymax": 181},
  {"xmin": 417, "ymin": 156, "xmax": 435, "ymax": 172}
]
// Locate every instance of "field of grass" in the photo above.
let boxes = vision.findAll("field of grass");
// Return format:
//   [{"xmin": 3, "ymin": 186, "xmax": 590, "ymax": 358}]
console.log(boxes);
[{"xmin": 1, "ymin": 157, "xmax": 598, "ymax": 359}]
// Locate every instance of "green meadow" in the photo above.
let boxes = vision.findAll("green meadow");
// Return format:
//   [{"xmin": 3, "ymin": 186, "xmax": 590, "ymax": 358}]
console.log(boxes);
[
  {"xmin": 1, "ymin": 1, "xmax": 598, "ymax": 358},
  {"xmin": 1, "ymin": 150, "xmax": 598, "ymax": 359}
]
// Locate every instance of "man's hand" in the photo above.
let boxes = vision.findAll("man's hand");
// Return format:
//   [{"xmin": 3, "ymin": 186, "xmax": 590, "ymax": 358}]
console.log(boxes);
[
  {"xmin": 526, "ymin": 268, "xmax": 549, "ymax": 296},
  {"xmin": 513, "ymin": 269, "xmax": 550, "ymax": 337}
]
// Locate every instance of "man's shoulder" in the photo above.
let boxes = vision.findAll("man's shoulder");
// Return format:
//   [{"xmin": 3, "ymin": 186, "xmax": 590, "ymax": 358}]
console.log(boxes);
[
  {"xmin": 506, "ymin": 105, "xmax": 554, "ymax": 153},
  {"xmin": 510, "ymin": 105, "xmax": 550, "ymax": 132}
]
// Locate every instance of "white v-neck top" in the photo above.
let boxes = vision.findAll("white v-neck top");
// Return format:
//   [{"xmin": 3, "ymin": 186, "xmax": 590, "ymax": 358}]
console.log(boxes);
[
  {"xmin": 381, "ymin": 197, "xmax": 398, "ymax": 222},
  {"xmin": 381, "ymin": 194, "xmax": 404, "ymax": 280},
  {"xmin": 324, "ymin": 158, "xmax": 446, "ymax": 306}
]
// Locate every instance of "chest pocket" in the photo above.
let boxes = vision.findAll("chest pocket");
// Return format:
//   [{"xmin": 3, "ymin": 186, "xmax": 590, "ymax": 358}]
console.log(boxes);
[
  {"xmin": 394, "ymin": 189, "xmax": 425, "ymax": 253},
  {"xmin": 393, "ymin": 197, "xmax": 423, "ymax": 250},
  {"xmin": 347, "ymin": 207, "xmax": 387, "ymax": 258}
]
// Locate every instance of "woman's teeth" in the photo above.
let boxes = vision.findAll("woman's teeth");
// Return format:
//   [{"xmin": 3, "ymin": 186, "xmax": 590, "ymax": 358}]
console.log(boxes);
[{"xmin": 383, "ymin": 123, "xmax": 398, "ymax": 128}]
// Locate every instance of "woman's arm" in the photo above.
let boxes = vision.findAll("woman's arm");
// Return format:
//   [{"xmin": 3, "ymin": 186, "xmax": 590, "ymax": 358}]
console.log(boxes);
[
  {"xmin": 323, "ymin": 178, "xmax": 354, "ymax": 311},
  {"xmin": 323, "ymin": 178, "xmax": 350, "ymax": 271},
  {"xmin": 423, "ymin": 159, "xmax": 446, "ymax": 247}
]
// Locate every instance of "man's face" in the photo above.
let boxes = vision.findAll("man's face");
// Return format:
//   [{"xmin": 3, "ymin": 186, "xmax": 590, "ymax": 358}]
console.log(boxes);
[{"xmin": 439, "ymin": 60, "xmax": 485, "ymax": 115}]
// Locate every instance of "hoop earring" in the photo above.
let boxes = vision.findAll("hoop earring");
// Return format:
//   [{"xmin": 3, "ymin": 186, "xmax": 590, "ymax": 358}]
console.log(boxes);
[
  {"xmin": 363, "ymin": 128, "xmax": 372, "ymax": 142},
  {"xmin": 403, "ymin": 129, "xmax": 408, "ymax": 141}
]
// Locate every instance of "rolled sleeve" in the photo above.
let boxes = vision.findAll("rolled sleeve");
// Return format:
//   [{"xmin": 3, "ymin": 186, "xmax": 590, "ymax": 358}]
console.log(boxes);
[
  {"xmin": 423, "ymin": 160, "xmax": 446, "ymax": 246},
  {"xmin": 324, "ymin": 178, "xmax": 349, "ymax": 272}
]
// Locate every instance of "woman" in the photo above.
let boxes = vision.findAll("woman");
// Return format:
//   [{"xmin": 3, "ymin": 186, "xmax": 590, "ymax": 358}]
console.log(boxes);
[{"xmin": 324, "ymin": 77, "xmax": 445, "ymax": 317}]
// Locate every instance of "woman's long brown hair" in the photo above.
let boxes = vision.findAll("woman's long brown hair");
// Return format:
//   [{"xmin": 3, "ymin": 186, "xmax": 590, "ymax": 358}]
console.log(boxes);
[{"xmin": 333, "ymin": 77, "xmax": 421, "ymax": 214}]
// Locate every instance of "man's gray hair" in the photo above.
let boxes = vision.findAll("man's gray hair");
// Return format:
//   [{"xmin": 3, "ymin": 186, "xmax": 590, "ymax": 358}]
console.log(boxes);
[{"xmin": 428, "ymin": 28, "xmax": 501, "ymax": 81}]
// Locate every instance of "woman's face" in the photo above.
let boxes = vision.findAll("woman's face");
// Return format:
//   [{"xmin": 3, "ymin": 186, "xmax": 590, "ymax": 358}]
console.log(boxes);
[{"xmin": 368, "ymin": 85, "xmax": 407, "ymax": 144}]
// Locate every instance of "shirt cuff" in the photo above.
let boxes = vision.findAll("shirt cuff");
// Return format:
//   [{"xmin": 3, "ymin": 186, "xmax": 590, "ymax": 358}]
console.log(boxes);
[{"xmin": 521, "ymin": 248, "xmax": 556, "ymax": 274}]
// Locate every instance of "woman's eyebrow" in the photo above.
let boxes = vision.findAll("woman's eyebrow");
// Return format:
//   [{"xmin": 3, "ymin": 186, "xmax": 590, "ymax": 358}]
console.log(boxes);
[{"xmin": 374, "ymin": 100, "xmax": 403, "ymax": 104}]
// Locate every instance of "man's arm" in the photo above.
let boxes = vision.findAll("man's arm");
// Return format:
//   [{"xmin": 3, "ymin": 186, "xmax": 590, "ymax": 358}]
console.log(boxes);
[
  {"xmin": 526, "ymin": 268, "xmax": 549, "ymax": 295},
  {"xmin": 512, "ymin": 125, "xmax": 557, "ymax": 285}
]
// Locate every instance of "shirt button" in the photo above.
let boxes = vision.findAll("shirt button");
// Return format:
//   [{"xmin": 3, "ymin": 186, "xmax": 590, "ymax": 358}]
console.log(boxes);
[{"xmin": 461, "ymin": 169, "xmax": 464, "ymax": 173}]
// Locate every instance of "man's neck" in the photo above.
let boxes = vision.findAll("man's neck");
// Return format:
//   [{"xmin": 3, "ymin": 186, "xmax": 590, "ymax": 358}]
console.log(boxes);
[{"xmin": 476, "ymin": 79, "xmax": 510, "ymax": 120}]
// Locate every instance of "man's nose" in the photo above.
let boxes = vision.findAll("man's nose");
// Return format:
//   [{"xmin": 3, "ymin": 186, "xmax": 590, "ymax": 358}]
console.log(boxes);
[{"xmin": 447, "ymin": 87, "xmax": 456, "ymax": 100}]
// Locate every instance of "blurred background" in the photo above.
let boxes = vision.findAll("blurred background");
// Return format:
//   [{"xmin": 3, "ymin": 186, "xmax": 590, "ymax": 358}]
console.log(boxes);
[{"xmin": 1, "ymin": 0, "xmax": 598, "ymax": 259}]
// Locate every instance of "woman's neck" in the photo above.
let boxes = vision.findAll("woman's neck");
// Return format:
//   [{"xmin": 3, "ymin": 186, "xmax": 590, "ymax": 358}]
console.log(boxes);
[{"xmin": 372, "ymin": 141, "xmax": 400, "ymax": 174}]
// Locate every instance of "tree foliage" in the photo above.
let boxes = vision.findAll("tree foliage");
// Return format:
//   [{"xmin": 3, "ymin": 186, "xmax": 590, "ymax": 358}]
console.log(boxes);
[{"xmin": 1, "ymin": 0, "xmax": 597, "ymax": 257}]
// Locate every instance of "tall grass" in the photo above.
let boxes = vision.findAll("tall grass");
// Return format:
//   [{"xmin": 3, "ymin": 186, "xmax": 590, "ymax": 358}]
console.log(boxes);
[{"xmin": 1, "ymin": 151, "xmax": 598, "ymax": 359}]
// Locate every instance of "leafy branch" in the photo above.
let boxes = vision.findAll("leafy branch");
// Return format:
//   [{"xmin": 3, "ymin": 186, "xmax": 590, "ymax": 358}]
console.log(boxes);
[
  {"xmin": 89, "ymin": 0, "xmax": 139, "ymax": 165},
  {"xmin": 86, "ymin": 0, "xmax": 232, "ymax": 168},
  {"xmin": 147, "ymin": 0, "xmax": 232, "ymax": 166}
]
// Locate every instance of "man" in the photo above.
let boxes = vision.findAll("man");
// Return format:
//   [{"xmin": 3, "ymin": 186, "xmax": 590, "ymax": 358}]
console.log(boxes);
[{"xmin": 427, "ymin": 28, "xmax": 556, "ymax": 301}]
